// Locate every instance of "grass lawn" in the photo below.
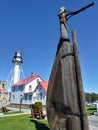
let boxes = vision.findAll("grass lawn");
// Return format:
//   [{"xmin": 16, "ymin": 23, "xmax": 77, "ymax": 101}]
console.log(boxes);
[
  {"xmin": 0, "ymin": 114, "xmax": 50, "ymax": 130},
  {"xmin": 0, "ymin": 105, "xmax": 96, "ymax": 130},
  {"xmin": 86, "ymin": 105, "xmax": 97, "ymax": 116}
]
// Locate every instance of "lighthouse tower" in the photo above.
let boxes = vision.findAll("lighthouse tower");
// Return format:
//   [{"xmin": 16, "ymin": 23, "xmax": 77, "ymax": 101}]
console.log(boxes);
[
  {"xmin": 6, "ymin": 51, "xmax": 24, "ymax": 91},
  {"xmin": 12, "ymin": 51, "xmax": 23, "ymax": 84}
]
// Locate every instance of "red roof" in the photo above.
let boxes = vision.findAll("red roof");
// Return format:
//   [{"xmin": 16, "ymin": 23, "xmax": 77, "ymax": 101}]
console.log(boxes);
[
  {"xmin": 39, "ymin": 81, "xmax": 48, "ymax": 92},
  {"xmin": 13, "ymin": 75, "xmax": 40, "ymax": 86}
]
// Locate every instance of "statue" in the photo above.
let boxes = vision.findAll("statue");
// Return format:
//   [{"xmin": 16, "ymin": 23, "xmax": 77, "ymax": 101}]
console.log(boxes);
[{"xmin": 47, "ymin": 2, "xmax": 94, "ymax": 130}]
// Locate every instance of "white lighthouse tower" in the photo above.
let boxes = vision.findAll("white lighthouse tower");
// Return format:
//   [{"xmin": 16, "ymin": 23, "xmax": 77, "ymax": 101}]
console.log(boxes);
[
  {"xmin": 12, "ymin": 51, "xmax": 23, "ymax": 84},
  {"xmin": 6, "ymin": 51, "xmax": 24, "ymax": 91}
]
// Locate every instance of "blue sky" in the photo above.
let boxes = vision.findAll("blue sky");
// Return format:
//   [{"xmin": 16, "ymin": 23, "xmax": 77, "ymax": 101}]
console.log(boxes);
[{"xmin": 0, "ymin": 0, "xmax": 97, "ymax": 93}]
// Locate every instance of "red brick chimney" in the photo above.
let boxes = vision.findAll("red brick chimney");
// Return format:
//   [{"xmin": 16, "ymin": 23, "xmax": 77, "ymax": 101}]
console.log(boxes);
[{"xmin": 31, "ymin": 72, "xmax": 35, "ymax": 77}]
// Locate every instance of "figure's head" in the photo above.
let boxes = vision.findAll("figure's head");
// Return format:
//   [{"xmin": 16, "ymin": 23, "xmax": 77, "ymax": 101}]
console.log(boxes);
[{"xmin": 58, "ymin": 7, "xmax": 66, "ymax": 16}]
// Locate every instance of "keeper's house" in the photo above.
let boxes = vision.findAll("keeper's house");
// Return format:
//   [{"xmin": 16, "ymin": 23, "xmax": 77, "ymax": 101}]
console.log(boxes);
[{"xmin": 10, "ymin": 73, "xmax": 48, "ymax": 106}]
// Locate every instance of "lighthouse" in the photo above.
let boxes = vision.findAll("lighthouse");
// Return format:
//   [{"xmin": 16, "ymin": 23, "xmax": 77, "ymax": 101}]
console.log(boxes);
[
  {"xmin": 6, "ymin": 51, "xmax": 24, "ymax": 92},
  {"xmin": 12, "ymin": 51, "xmax": 23, "ymax": 84}
]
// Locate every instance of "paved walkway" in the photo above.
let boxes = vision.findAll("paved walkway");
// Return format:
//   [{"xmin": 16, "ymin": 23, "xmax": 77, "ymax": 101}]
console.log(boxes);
[
  {"xmin": 0, "ymin": 107, "xmax": 31, "ymax": 117},
  {"xmin": 88, "ymin": 115, "xmax": 98, "ymax": 130},
  {"xmin": 7, "ymin": 107, "xmax": 31, "ymax": 113}
]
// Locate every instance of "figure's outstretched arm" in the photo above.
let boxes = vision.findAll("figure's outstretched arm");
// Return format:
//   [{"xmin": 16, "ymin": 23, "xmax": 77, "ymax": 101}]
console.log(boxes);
[{"xmin": 66, "ymin": 2, "xmax": 94, "ymax": 21}]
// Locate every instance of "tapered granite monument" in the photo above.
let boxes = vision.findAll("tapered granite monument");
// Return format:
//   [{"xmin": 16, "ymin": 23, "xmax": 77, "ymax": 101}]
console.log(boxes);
[{"xmin": 47, "ymin": 3, "xmax": 94, "ymax": 130}]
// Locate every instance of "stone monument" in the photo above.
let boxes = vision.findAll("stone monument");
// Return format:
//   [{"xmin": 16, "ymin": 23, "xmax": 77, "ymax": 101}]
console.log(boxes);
[{"xmin": 47, "ymin": 3, "xmax": 94, "ymax": 130}]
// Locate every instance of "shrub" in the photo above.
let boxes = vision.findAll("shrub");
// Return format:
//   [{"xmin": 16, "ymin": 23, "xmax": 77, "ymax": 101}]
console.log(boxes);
[{"xmin": 34, "ymin": 102, "xmax": 43, "ymax": 109}]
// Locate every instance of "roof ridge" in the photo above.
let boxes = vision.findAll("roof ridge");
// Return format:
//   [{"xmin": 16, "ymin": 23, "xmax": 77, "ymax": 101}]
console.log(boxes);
[{"xmin": 12, "ymin": 75, "xmax": 41, "ymax": 86}]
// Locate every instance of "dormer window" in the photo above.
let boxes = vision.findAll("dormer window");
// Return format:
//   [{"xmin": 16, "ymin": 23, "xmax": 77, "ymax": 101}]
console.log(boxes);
[
  {"xmin": 37, "ymin": 79, "xmax": 39, "ymax": 83},
  {"xmin": 29, "ymin": 85, "xmax": 32, "ymax": 91}
]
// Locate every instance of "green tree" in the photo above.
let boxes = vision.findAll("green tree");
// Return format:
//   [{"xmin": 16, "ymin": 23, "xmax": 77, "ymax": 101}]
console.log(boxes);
[
  {"xmin": 91, "ymin": 92, "xmax": 97, "ymax": 102},
  {"xmin": 85, "ymin": 92, "xmax": 91, "ymax": 102},
  {"xmin": 85, "ymin": 92, "xmax": 98, "ymax": 103}
]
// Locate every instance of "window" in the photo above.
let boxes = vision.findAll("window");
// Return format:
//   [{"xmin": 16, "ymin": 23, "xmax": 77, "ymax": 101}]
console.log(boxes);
[
  {"xmin": 19, "ymin": 86, "xmax": 20, "ymax": 90},
  {"xmin": 37, "ymin": 79, "xmax": 39, "ymax": 83},
  {"xmin": 39, "ymin": 93, "xmax": 42, "ymax": 100},
  {"xmin": 12, "ymin": 95, "xmax": 15, "ymax": 100},
  {"xmin": 29, "ymin": 95, "xmax": 32, "ymax": 100},
  {"xmin": 25, "ymin": 94, "xmax": 27, "ymax": 100},
  {"xmin": 21, "ymin": 86, "xmax": 23, "ymax": 92},
  {"xmin": 39, "ymin": 86, "xmax": 42, "ymax": 90},
  {"xmin": 12, "ymin": 87, "xmax": 15, "ymax": 92},
  {"xmin": 36, "ymin": 93, "xmax": 42, "ymax": 100},
  {"xmin": 29, "ymin": 85, "xmax": 32, "ymax": 91}
]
